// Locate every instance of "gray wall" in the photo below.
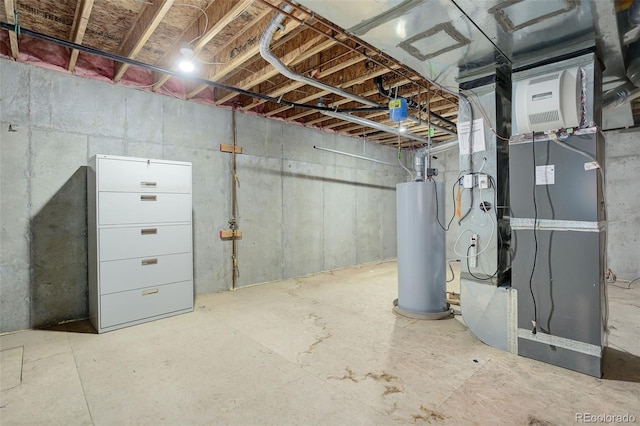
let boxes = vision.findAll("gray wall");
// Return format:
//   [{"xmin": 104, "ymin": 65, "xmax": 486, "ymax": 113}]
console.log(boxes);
[
  {"xmin": 0, "ymin": 59, "xmax": 405, "ymax": 333},
  {"xmin": 603, "ymin": 128, "xmax": 640, "ymax": 281}
]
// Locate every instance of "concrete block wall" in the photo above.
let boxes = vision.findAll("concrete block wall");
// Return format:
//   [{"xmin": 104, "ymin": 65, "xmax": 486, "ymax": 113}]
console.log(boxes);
[
  {"xmin": 603, "ymin": 128, "xmax": 640, "ymax": 281},
  {"xmin": 0, "ymin": 59, "xmax": 406, "ymax": 333}
]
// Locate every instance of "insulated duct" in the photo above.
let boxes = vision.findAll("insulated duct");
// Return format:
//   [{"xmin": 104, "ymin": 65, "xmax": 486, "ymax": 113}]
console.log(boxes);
[{"xmin": 259, "ymin": 5, "xmax": 456, "ymax": 141}]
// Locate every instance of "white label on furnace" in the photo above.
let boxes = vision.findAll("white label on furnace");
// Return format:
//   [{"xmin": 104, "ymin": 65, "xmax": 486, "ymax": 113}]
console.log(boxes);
[
  {"xmin": 584, "ymin": 161, "xmax": 600, "ymax": 171},
  {"xmin": 536, "ymin": 165, "xmax": 555, "ymax": 185},
  {"xmin": 458, "ymin": 119, "xmax": 486, "ymax": 155}
]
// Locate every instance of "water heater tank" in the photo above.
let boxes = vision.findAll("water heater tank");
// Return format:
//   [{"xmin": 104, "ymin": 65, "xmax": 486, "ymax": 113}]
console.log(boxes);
[
  {"xmin": 395, "ymin": 182, "xmax": 449, "ymax": 320},
  {"xmin": 514, "ymin": 67, "xmax": 580, "ymax": 134}
]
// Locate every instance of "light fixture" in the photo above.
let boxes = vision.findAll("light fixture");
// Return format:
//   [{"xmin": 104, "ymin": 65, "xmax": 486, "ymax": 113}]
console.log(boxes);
[
  {"xmin": 178, "ymin": 43, "xmax": 195, "ymax": 73},
  {"xmin": 399, "ymin": 124, "xmax": 407, "ymax": 133},
  {"xmin": 178, "ymin": 59, "xmax": 195, "ymax": 73}
]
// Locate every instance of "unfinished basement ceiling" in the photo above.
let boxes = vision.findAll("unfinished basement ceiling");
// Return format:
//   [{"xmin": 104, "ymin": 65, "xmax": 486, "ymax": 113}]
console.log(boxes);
[
  {"xmin": 296, "ymin": 0, "xmax": 634, "ymax": 130},
  {"xmin": 0, "ymin": 0, "xmax": 460, "ymax": 148}
]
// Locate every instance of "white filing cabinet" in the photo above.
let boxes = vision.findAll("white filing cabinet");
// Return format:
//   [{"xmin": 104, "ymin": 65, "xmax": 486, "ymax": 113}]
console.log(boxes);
[{"xmin": 88, "ymin": 155, "xmax": 194, "ymax": 333}]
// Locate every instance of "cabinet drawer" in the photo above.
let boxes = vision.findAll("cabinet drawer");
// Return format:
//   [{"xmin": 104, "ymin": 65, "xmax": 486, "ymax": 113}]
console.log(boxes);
[
  {"xmin": 99, "ymin": 225, "xmax": 192, "ymax": 261},
  {"xmin": 99, "ymin": 252, "xmax": 193, "ymax": 295},
  {"xmin": 100, "ymin": 280, "xmax": 193, "ymax": 328},
  {"xmin": 98, "ymin": 192, "xmax": 191, "ymax": 225},
  {"xmin": 98, "ymin": 158, "xmax": 191, "ymax": 193}
]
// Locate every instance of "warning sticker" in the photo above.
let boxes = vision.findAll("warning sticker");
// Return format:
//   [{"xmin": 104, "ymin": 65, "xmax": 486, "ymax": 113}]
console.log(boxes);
[{"xmin": 536, "ymin": 165, "xmax": 555, "ymax": 185}]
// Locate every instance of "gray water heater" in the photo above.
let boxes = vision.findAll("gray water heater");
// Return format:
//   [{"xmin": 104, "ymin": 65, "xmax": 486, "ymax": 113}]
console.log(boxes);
[{"xmin": 395, "ymin": 181, "xmax": 449, "ymax": 319}]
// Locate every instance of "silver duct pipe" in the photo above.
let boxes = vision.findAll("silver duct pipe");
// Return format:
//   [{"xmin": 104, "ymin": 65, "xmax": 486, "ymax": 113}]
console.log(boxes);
[
  {"xmin": 413, "ymin": 147, "xmax": 427, "ymax": 181},
  {"xmin": 322, "ymin": 110, "xmax": 431, "ymax": 145},
  {"xmin": 259, "ymin": 5, "xmax": 457, "ymax": 138},
  {"xmin": 602, "ymin": 81, "xmax": 640, "ymax": 109},
  {"xmin": 260, "ymin": 5, "xmax": 380, "ymax": 109},
  {"xmin": 312, "ymin": 146, "xmax": 399, "ymax": 167}
]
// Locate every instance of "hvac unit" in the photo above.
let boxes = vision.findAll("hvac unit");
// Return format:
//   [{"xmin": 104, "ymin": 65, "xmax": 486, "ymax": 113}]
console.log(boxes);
[{"xmin": 514, "ymin": 68, "xmax": 580, "ymax": 134}]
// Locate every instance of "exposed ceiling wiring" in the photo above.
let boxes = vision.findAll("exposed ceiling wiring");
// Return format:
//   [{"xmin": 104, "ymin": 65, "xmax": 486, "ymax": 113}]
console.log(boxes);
[{"xmin": 0, "ymin": 21, "xmax": 385, "ymax": 115}]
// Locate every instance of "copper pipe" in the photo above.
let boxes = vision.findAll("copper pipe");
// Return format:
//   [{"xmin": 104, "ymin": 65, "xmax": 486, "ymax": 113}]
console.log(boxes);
[{"xmin": 231, "ymin": 108, "xmax": 238, "ymax": 290}]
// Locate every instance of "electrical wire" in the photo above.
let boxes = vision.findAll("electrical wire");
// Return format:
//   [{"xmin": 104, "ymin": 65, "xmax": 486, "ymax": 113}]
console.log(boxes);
[
  {"xmin": 432, "ymin": 178, "xmax": 462, "ymax": 232},
  {"xmin": 446, "ymin": 260, "xmax": 459, "ymax": 283},
  {"xmin": 466, "ymin": 245, "xmax": 498, "ymax": 280},
  {"xmin": 549, "ymin": 131, "xmax": 609, "ymax": 330},
  {"xmin": 397, "ymin": 146, "xmax": 414, "ymax": 180},
  {"xmin": 609, "ymin": 277, "xmax": 640, "ymax": 289},
  {"xmin": 0, "ymin": 22, "xmax": 390, "ymax": 115},
  {"xmin": 529, "ymin": 133, "xmax": 539, "ymax": 334},
  {"xmin": 457, "ymin": 93, "xmax": 474, "ymax": 224},
  {"xmin": 177, "ymin": 3, "xmax": 210, "ymax": 45}
]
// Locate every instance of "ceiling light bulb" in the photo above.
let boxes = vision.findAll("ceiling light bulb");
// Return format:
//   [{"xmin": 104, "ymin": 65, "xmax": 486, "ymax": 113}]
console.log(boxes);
[
  {"xmin": 399, "ymin": 124, "xmax": 407, "ymax": 133},
  {"xmin": 179, "ymin": 59, "xmax": 195, "ymax": 73}
]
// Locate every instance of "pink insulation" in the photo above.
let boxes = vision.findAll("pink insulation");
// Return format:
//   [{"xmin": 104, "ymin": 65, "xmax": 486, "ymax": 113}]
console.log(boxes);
[
  {"xmin": 0, "ymin": 34, "xmax": 215, "ymax": 103},
  {"xmin": 0, "ymin": 32, "xmax": 10, "ymax": 58},
  {"xmin": 74, "ymin": 52, "xmax": 114, "ymax": 82}
]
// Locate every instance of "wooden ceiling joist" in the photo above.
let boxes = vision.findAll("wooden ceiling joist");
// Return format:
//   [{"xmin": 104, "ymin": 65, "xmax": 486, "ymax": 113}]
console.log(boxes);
[
  {"xmin": 113, "ymin": 0, "xmax": 173, "ymax": 81},
  {"xmin": 5, "ymin": 0, "xmax": 458, "ymax": 149},
  {"xmin": 215, "ymin": 35, "xmax": 335, "ymax": 106},
  {"xmin": 187, "ymin": 9, "xmax": 305, "ymax": 99},
  {"xmin": 152, "ymin": 0, "xmax": 254, "ymax": 91},
  {"xmin": 4, "ymin": 0, "xmax": 19, "ymax": 59}
]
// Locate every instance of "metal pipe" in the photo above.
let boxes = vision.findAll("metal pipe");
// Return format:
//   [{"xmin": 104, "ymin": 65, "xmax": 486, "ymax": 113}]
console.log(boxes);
[
  {"xmin": 322, "ymin": 110, "xmax": 431, "ymax": 145},
  {"xmin": 231, "ymin": 109, "xmax": 238, "ymax": 290},
  {"xmin": 259, "ymin": 5, "xmax": 382, "ymax": 109},
  {"xmin": 422, "ymin": 139, "xmax": 459, "ymax": 155},
  {"xmin": 414, "ymin": 147, "xmax": 427, "ymax": 181},
  {"xmin": 602, "ymin": 81, "xmax": 639, "ymax": 109},
  {"xmin": 313, "ymin": 146, "xmax": 399, "ymax": 167}
]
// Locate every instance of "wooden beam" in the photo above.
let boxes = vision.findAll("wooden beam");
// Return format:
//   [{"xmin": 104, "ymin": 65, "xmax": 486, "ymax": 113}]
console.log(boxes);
[
  {"xmin": 3, "ymin": 0, "xmax": 19, "ymax": 59},
  {"xmin": 68, "ymin": 0, "xmax": 95, "ymax": 71},
  {"xmin": 187, "ymin": 11, "xmax": 304, "ymax": 99},
  {"xmin": 219, "ymin": 144, "xmax": 242, "ymax": 154},
  {"xmin": 215, "ymin": 35, "xmax": 334, "ymax": 106},
  {"xmin": 220, "ymin": 230, "xmax": 242, "ymax": 239},
  {"xmin": 153, "ymin": 0, "xmax": 253, "ymax": 91},
  {"xmin": 113, "ymin": 0, "xmax": 174, "ymax": 81}
]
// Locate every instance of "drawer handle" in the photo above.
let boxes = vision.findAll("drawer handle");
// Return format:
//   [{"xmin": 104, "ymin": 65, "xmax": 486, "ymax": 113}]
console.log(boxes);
[
  {"xmin": 141, "ymin": 228, "xmax": 158, "ymax": 235},
  {"xmin": 141, "ymin": 181, "xmax": 157, "ymax": 187},
  {"xmin": 142, "ymin": 288, "xmax": 159, "ymax": 296},
  {"xmin": 140, "ymin": 195, "xmax": 157, "ymax": 201},
  {"xmin": 141, "ymin": 258, "xmax": 158, "ymax": 266}
]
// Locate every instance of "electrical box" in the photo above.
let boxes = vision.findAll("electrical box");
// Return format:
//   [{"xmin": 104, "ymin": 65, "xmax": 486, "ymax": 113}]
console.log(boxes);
[
  {"xmin": 463, "ymin": 174, "xmax": 474, "ymax": 189},
  {"xmin": 478, "ymin": 174, "xmax": 489, "ymax": 189},
  {"xmin": 514, "ymin": 67, "xmax": 580, "ymax": 134}
]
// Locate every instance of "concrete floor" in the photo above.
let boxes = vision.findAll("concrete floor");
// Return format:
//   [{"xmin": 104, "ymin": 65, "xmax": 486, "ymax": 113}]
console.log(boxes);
[{"xmin": 1, "ymin": 261, "xmax": 639, "ymax": 425}]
